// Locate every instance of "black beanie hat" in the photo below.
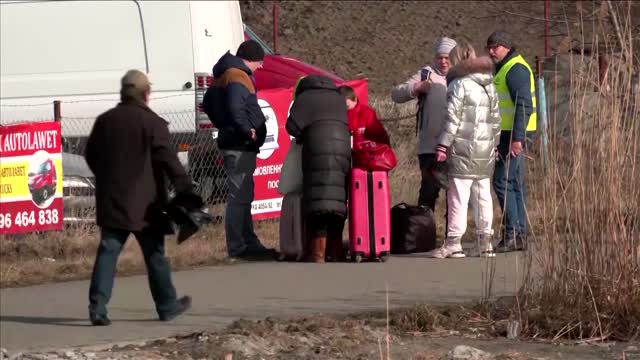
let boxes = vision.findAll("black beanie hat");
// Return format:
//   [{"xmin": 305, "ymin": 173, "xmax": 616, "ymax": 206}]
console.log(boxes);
[
  {"xmin": 487, "ymin": 31, "xmax": 514, "ymax": 49},
  {"xmin": 236, "ymin": 40, "xmax": 265, "ymax": 62}
]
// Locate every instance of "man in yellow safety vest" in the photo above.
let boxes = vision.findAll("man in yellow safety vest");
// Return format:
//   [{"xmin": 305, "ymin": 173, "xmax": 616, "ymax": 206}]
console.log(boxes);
[{"xmin": 486, "ymin": 31, "xmax": 537, "ymax": 253}]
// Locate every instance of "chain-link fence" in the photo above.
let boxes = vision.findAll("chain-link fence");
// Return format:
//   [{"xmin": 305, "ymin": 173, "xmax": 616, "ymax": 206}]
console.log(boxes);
[{"xmin": 56, "ymin": 110, "xmax": 231, "ymax": 227}]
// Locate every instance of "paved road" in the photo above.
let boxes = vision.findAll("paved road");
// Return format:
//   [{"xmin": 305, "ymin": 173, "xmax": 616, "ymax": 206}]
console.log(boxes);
[{"xmin": 0, "ymin": 253, "xmax": 526, "ymax": 353}]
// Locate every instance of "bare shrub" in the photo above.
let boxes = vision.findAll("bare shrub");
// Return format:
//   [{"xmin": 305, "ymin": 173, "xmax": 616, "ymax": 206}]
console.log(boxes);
[{"xmin": 516, "ymin": 3, "xmax": 640, "ymax": 341}]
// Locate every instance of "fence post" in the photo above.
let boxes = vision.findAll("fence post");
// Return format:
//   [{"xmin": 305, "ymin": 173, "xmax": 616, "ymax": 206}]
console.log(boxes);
[
  {"xmin": 598, "ymin": 54, "xmax": 608, "ymax": 88},
  {"xmin": 535, "ymin": 56, "xmax": 542, "ymax": 79},
  {"xmin": 53, "ymin": 100, "xmax": 61, "ymax": 122},
  {"xmin": 544, "ymin": 0, "xmax": 550, "ymax": 57},
  {"xmin": 272, "ymin": 2, "xmax": 279, "ymax": 54}
]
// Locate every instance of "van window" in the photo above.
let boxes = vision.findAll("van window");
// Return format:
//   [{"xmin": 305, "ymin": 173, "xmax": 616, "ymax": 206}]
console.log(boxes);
[
  {"xmin": 1, "ymin": 1, "xmax": 147, "ymax": 98},
  {"xmin": 243, "ymin": 24, "xmax": 274, "ymax": 55}
]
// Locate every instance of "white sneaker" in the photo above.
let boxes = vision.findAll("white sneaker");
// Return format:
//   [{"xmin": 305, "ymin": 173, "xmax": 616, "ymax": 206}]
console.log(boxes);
[
  {"xmin": 426, "ymin": 244, "xmax": 466, "ymax": 259},
  {"xmin": 474, "ymin": 233, "xmax": 496, "ymax": 258},
  {"xmin": 475, "ymin": 248, "xmax": 496, "ymax": 258}
]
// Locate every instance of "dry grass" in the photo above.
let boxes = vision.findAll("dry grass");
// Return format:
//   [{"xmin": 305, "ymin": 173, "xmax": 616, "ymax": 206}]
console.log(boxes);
[
  {"xmin": 513, "ymin": 4, "xmax": 640, "ymax": 342},
  {"xmin": 0, "ymin": 221, "xmax": 280, "ymax": 288},
  {"xmin": 377, "ymin": 2, "xmax": 640, "ymax": 343}
]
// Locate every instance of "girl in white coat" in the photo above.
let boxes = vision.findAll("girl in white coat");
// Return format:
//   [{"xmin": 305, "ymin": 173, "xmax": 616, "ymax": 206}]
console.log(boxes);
[{"xmin": 427, "ymin": 40, "xmax": 502, "ymax": 259}]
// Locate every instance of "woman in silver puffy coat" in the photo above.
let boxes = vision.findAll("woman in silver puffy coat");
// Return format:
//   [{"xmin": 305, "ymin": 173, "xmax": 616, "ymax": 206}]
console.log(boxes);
[{"xmin": 427, "ymin": 40, "xmax": 502, "ymax": 259}]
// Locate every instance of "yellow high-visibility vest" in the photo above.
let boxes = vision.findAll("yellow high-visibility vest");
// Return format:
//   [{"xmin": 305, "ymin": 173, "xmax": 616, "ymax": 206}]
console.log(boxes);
[{"xmin": 494, "ymin": 54, "xmax": 537, "ymax": 132}]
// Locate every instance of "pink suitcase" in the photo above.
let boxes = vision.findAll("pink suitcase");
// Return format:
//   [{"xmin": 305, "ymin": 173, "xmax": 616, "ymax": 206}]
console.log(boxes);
[{"xmin": 348, "ymin": 168, "xmax": 391, "ymax": 262}]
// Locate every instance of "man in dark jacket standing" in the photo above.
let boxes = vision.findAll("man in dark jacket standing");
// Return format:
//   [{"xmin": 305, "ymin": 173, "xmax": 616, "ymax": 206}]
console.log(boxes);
[
  {"xmin": 487, "ymin": 31, "xmax": 537, "ymax": 252},
  {"xmin": 85, "ymin": 70, "xmax": 192, "ymax": 326},
  {"xmin": 286, "ymin": 75, "xmax": 351, "ymax": 263},
  {"xmin": 203, "ymin": 40, "xmax": 274, "ymax": 260}
]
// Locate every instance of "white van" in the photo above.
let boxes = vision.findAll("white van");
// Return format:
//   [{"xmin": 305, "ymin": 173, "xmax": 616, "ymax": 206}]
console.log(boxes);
[{"xmin": 0, "ymin": 0, "xmax": 244, "ymax": 152}]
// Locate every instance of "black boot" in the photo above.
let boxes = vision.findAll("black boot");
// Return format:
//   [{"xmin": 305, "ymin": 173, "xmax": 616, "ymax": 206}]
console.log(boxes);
[
  {"xmin": 159, "ymin": 296, "xmax": 192, "ymax": 321},
  {"xmin": 90, "ymin": 313, "xmax": 111, "ymax": 326},
  {"xmin": 495, "ymin": 237, "xmax": 525, "ymax": 253}
]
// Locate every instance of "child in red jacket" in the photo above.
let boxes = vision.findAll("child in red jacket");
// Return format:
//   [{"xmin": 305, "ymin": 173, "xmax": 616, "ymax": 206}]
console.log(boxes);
[{"xmin": 338, "ymin": 85, "xmax": 391, "ymax": 146}]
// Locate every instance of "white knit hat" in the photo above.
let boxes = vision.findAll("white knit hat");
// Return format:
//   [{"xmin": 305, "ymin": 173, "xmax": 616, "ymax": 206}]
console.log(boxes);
[{"xmin": 434, "ymin": 37, "xmax": 457, "ymax": 55}]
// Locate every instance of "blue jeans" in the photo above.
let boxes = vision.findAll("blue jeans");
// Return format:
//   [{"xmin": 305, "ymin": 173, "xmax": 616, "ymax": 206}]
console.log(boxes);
[
  {"xmin": 493, "ymin": 151, "xmax": 527, "ymax": 241},
  {"xmin": 89, "ymin": 227, "xmax": 178, "ymax": 317},
  {"xmin": 222, "ymin": 150, "xmax": 264, "ymax": 256}
]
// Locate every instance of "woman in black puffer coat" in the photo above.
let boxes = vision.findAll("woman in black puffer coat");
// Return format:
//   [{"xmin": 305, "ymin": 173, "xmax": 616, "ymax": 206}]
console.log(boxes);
[{"xmin": 286, "ymin": 75, "xmax": 351, "ymax": 263}]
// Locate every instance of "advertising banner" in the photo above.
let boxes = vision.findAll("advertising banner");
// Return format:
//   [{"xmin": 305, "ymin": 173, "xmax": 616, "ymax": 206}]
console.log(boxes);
[
  {"xmin": 0, "ymin": 121, "xmax": 64, "ymax": 234},
  {"xmin": 251, "ymin": 78, "xmax": 368, "ymax": 220}
]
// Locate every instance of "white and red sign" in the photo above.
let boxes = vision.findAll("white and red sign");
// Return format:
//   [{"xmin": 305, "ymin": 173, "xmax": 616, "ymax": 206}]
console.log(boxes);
[
  {"xmin": 0, "ymin": 121, "xmax": 64, "ymax": 234},
  {"xmin": 251, "ymin": 78, "xmax": 369, "ymax": 220}
]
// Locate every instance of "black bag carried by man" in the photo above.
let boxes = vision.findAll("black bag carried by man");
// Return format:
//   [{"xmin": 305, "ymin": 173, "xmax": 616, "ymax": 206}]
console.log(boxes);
[
  {"xmin": 164, "ymin": 191, "xmax": 213, "ymax": 244},
  {"xmin": 390, "ymin": 203, "xmax": 437, "ymax": 254}
]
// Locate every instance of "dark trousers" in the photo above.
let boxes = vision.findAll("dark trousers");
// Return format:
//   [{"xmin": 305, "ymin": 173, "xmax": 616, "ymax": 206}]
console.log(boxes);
[
  {"xmin": 493, "ymin": 150, "xmax": 528, "ymax": 241},
  {"xmin": 89, "ymin": 227, "xmax": 178, "ymax": 317},
  {"xmin": 418, "ymin": 154, "xmax": 441, "ymax": 210},
  {"xmin": 418, "ymin": 154, "xmax": 448, "ymax": 237},
  {"xmin": 307, "ymin": 213, "xmax": 345, "ymax": 239},
  {"xmin": 221, "ymin": 149, "xmax": 263, "ymax": 256}
]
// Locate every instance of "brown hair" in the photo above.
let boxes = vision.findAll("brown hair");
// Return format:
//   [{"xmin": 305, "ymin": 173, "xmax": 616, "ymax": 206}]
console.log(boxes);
[
  {"xmin": 337, "ymin": 85, "xmax": 357, "ymax": 101},
  {"xmin": 448, "ymin": 38, "xmax": 477, "ymax": 67}
]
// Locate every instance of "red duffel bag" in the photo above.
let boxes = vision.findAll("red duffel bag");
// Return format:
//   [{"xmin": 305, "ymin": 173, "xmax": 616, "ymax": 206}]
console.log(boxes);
[{"xmin": 352, "ymin": 140, "xmax": 398, "ymax": 172}]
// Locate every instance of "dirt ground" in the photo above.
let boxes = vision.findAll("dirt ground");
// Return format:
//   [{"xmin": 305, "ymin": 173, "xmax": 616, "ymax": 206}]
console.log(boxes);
[
  {"xmin": 13, "ymin": 306, "xmax": 639, "ymax": 360},
  {"xmin": 240, "ymin": 0, "xmax": 586, "ymax": 98}
]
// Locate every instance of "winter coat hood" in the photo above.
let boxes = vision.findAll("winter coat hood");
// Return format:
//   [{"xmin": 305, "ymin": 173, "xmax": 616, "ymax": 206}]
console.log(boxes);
[
  {"xmin": 294, "ymin": 75, "xmax": 338, "ymax": 98},
  {"xmin": 212, "ymin": 51, "xmax": 252, "ymax": 78},
  {"xmin": 286, "ymin": 75, "xmax": 351, "ymax": 217},
  {"xmin": 446, "ymin": 56, "xmax": 495, "ymax": 87}
]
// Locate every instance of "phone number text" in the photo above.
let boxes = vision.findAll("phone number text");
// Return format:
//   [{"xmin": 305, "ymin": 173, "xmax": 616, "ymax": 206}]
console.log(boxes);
[{"xmin": 0, "ymin": 209, "xmax": 60, "ymax": 229}]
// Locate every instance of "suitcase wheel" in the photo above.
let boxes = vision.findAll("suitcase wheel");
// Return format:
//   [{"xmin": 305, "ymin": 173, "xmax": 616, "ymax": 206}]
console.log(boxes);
[
  {"xmin": 379, "ymin": 253, "xmax": 390, "ymax": 262},
  {"xmin": 354, "ymin": 254, "xmax": 363, "ymax": 263}
]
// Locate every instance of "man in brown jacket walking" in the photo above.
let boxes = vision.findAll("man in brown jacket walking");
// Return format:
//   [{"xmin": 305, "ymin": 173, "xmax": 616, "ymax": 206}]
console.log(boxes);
[{"xmin": 84, "ymin": 70, "xmax": 192, "ymax": 326}]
